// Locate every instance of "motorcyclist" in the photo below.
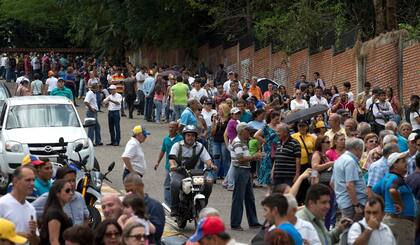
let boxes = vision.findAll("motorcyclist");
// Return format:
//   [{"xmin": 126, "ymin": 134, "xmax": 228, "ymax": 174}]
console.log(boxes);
[{"xmin": 168, "ymin": 125, "xmax": 216, "ymax": 217}]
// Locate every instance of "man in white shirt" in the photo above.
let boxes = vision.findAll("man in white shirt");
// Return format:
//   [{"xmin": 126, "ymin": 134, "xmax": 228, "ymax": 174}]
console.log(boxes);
[
  {"xmin": 347, "ymin": 196, "xmax": 396, "ymax": 245},
  {"xmin": 309, "ymin": 86, "xmax": 329, "ymax": 107},
  {"xmin": 343, "ymin": 81, "xmax": 354, "ymax": 102},
  {"xmin": 31, "ymin": 73, "xmax": 43, "ymax": 95},
  {"xmin": 189, "ymin": 79, "xmax": 207, "ymax": 101},
  {"xmin": 284, "ymin": 194, "xmax": 321, "ymax": 245},
  {"xmin": 0, "ymin": 166, "xmax": 38, "ymax": 244},
  {"xmin": 45, "ymin": 71, "xmax": 58, "ymax": 95},
  {"xmin": 84, "ymin": 84, "xmax": 102, "ymax": 146},
  {"xmin": 223, "ymin": 72, "xmax": 242, "ymax": 94},
  {"xmin": 103, "ymin": 85, "xmax": 122, "ymax": 146},
  {"xmin": 122, "ymin": 125, "xmax": 150, "ymax": 179}
]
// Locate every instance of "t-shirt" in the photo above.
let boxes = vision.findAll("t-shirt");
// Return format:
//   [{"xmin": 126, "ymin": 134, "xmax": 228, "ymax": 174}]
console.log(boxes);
[
  {"xmin": 278, "ymin": 223, "xmax": 303, "ymax": 245},
  {"xmin": 121, "ymin": 137, "xmax": 147, "ymax": 175},
  {"xmin": 201, "ymin": 109, "xmax": 217, "ymax": 128},
  {"xmin": 291, "ymin": 132, "xmax": 315, "ymax": 165},
  {"xmin": 84, "ymin": 90, "xmax": 98, "ymax": 111},
  {"xmin": 290, "ymin": 99, "xmax": 308, "ymax": 111},
  {"xmin": 406, "ymin": 172, "xmax": 420, "ymax": 201},
  {"xmin": 239, "ymin": 110, "xmax": 252, "ymax": 123},
  {"xmin": 161, "ymin": 134, "xmax": 183, "ymax": 170},
  {"xmin": 40, "ymin": 209, "xmax": 72, "ymax": 245},
  {"xmin": 31, "ymin": 80, "xmax": 43, "ymax": 95},
  {"xmin": 373, "ymin": 172, "xmax": 417, "ymax": 217},
  {"xmin": 180, "ymin": 108, "xmax": 197, "ymax": 127},
  {"xmin": 295, "ymin": 218, "xmax": 321, "ymax": 245},
  {"xmin": 34, "ymin": 178, "xmax": 51, "ymax": 196},
  {"xmin": 189, "ymin": 88, "xmax": 207, "ymax": 101},
  {"xmin": 0, "ymin": 193, "xmax": 36, "ymax": 233},
  {"xmin": 248, "ymin": 139, "xmax": 259, "ymax": 156},
  {"xmin": 410, "ymin": 110, "xmax": 420, "ymax": 131},
  {"xmin": 123, "ymin": 78, "xmax": 137, "ymax": 95},
  {"xmin": 231, "ymin": 137, "xmax": 251, "ymax": 168},
  {"xmin": 247, "ymin": 120, "xmax": 266, "ymax": 130},
  {"xmin": 46, "ymin": 77, "xmax": 58, "ymax": 92},
  {"xmin": 273, "ymin": 138, "xmax": 301, "ymax": 179},
  {"xmin": 171, "ymin": 83, "xmax": 189, "ymax": 106}
]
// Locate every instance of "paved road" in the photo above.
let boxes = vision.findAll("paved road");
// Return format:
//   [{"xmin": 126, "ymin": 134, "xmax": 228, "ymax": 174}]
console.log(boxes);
[{"xmin": 81, "ymin": 102, "xmax": 271, "ymax": 243}]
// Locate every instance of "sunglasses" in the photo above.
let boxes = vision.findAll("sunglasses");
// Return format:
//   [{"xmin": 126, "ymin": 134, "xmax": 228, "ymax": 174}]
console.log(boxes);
[
  {"xmin": 368, "ymin": 140, "xmax": 378, "ymax": 144},
  {"xmin": 128, "ymin": 234, "xmax": 147, "ymax": 241},
  {"xmin": 323, "ymin": 141, "xmax": 331, "ymax": 144},
  {"xmin": 105, "ymin": 232, "xmax": 121, "ymax": 238},
  {"xmin": 64, "ymin": 188, "xmax": 74, "ymax": 194}
]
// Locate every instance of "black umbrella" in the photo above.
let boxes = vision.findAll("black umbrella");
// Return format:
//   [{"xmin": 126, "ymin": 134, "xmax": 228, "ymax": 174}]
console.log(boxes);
[
  {"xmin": 159, "ymin": 70, "xmax": 181, "ymax": 77},
  {"xmin": 283, "ymin": 105, "xmax": 329, "ymax": 124},
  {"xmin": 257, "ymin": 78, "xmax": 279, "ymax": 93}
]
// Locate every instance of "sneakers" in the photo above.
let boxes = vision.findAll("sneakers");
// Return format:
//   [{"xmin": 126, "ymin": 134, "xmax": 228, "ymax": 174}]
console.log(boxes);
[{"xmin": 231, "ymin": 226, "xmax": 244, "ymax": 231}]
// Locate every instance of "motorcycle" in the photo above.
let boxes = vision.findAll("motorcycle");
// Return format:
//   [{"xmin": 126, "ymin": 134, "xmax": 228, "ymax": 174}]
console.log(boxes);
[
  {"xmin": 54, "ymin": 137, "xmax": 115, "ymax": 229},
  {"xmin": 174, "ymin": 166, "xmax": 211, "ymax": 229}
]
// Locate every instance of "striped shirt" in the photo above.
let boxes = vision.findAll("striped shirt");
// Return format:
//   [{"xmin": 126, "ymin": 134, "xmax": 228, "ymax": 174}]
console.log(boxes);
[
  {"xmin": 273, "ymin": 137, "xmax": 301, "ymax": 178},
  {"xmin": 231, "ymin": 137, "xmax": 251, "ymax": 168}
]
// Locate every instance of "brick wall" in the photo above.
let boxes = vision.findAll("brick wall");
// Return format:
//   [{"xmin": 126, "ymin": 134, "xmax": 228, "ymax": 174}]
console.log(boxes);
[
  {"xmin": 253, "ymin": 47, "xmax": 271, "ymax": 78},
  {"xmin": 331, "ymin": 48, "xmax": 357, "ymax": 95},
  {"xmin": 402, "ymin": 42, "xmax": 420, "ymax": 104},
  {"xmin": 309, "ymin": 49, "xmax": 333, "ymax": 87},
  {"xmin": 239, "ymin": 46, "xmax": 253, "ymax": 81},
  {"xmin": 223, "ymin": 45, "xmax": 239, "ymax": 74},
  {"xmin": 289, "ymin": 49, "xmax": 309, "ymax": 94},
  {"xmin": 365, "ymin": 41, "xmax": 399, "ymax": 99},
  {"xmin": 271, "ymin": 51, "xmax": 288, "ymax": 88}
]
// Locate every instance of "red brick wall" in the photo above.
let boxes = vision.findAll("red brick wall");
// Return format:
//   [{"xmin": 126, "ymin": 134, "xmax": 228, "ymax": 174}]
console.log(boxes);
[
  {"xmin": 309, "ymin": 49, "xmax": 333, "ymax": 87},
  {"xmin": 239, "ymin": 46, "xmax": 253, "ymax": 81},
  {"xmin": 365, "ymin": 42, "xmax": 399, "ymax": 100},
  {"xmin": 253, "ymin": 47, "xmax": 270, "ymax": 78},
  {"xmin": 198, "ymin": 44, "xmax": 209, "ymax": 66},
  {"xmin": 402, "ymin": 42, "xmax": 420, "ymax": 105},
  {"xmin": 208, "ymin": 45, "xmax": 223, "ymax": 75},
  {"xmin": 223, "ymin": 45, "xmax": 239, "ymax": 74},
  {"xmin": 271, "ymin": 51, "xmax": 288, "ymax": 88},
  {"xmin": 331, "ymin": 48, "xmax": 357, "ymax": 94},
  {"xmin": 289, "ymin": 49, "xmax": 309, "ymax": 94}
]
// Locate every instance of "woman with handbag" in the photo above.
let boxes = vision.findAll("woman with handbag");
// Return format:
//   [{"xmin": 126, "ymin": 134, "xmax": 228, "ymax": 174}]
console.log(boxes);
[
  {"xmin": 311, "ymin": 135, "xmax": 337, "ymax": 230},
  {"xmin": 254, "ymin": 110, "xmax": 281, "ymax": 186}
]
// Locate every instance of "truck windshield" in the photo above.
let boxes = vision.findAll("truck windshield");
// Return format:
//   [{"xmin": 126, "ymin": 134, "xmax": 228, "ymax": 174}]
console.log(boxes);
[{"xmin": 6, "ymin": 104, "xmax": 80, "ymax": 129}]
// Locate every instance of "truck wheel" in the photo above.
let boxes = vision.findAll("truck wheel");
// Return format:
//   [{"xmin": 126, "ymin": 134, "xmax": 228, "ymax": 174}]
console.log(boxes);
[{"xmin": 94, "ymin": 157, "xmax": 100, "ymax": 171}]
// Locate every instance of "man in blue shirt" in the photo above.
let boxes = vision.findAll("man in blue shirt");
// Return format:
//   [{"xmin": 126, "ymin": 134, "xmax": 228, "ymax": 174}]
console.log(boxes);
[
  {"xmin": 179, "ymin": 98, "xmax": 201, "ymax": 131},
  {"xmin": 367, "ymin": 143, "xmax": 399, "ymax": 192},
  {"xmin": 33, "ymin": 158, "xmax": 53, "ymax": 197},
  {"xmin": 373, "ymin": 152, "xmax": 417, "ymax": 245},
  {"xmin": 332, "ymin": 137, "xmax": 367, "ymax": 221},
  {"xmin": 143, "ymin": 73, "xmax": 156, "ymax": 122},
  {"xmin": 154, "ymin": 122, "xmax": 183, "ymax": 205},
  {"xmin": 261, "ymin": 194, "xmax": 303, "ymax": 245}
]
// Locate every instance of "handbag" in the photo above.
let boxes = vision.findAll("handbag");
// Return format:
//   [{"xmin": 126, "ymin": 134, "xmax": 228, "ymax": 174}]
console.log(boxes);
[
  {"xmin": 299, "ymin": 135, "xmax": 312, "ymax": 165},
  {"xmin": 319, "ymin": 156, "xmax": 333, "ymax": 184}
]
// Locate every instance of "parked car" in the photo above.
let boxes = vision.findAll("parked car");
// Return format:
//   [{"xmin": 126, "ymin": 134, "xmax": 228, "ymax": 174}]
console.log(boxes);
[
  {"xmin": 0, "ymin": 82, "xmax": 12, "ymax": 111},
  {"xmin": 0, "ymin": 96, "xmax": 97, "ymax": 192}
]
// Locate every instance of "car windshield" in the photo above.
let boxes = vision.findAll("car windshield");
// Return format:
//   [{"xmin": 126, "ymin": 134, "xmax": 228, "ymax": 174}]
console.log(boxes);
[
  {"xmin": 6, "ymin": 104, "xmax": 80, "ymax": 129},
  {"xmin": 0, "ymin": 87, "xmax": 8, "ymax": 101}
]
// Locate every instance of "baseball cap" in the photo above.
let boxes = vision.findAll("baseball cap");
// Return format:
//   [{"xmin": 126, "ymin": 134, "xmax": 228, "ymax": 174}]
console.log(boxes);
[
  {"xmin": 230, "ymin": 107, "xmax": 240, "ymax": 114},
  {"xmin": 315, "ymin": 121, "xmax": 326, "ymax": 129},
  {"xmin": 387, "ymin": 152, "xmax": 408, "ymax": 167},
  {"xmin": 246, "ymin": 96, "xmax": 256, "ymax": 103},
  {"xmin": 408, "ymin": 133, "xmax": 417, "ymax": 142},
  {"xmin": 236, "ymin": 122, "xmax": 250, "ymax": 133},
  {"xmin": 108, "ymin": 85, "xmax": 117, "ymax": 90},
  {"xmin": 189, "ymin": 216, "xmax": 225, "ymax": 242},
  {"xmin": 204, "ymin": 97, "xmax": 213, "ymax": 105},
  {"xmin": 0, "ymin": 218, "xmax": 27, "ymax": 244},
  {"xmin": 132, "ymin": 125, "xmax": 151, "ymax": 137},
  {"xmin": 21, "ymin": 154, "xmax": 44, "ymax": 166}
]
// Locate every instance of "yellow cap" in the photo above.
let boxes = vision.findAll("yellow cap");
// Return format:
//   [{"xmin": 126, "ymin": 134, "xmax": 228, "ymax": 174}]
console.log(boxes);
[
  {"xmin": 0, "ymin": 218, "xmax": 27, "ymax": 244},
  {"xmin": 315, "ymin": 121, "xmax": 326, "ymax": 129},
  {"xmin": 132, "ymin": 125, "xmax": 150, "ymax": 136}
]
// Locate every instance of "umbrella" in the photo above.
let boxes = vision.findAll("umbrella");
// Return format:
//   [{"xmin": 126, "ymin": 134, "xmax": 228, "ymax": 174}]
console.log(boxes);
[
  {"xmin": 257, "ymin": 78, "xmax": 279, "ymax": 93},
  {"xmin": 159, "ymin": 70, "xmax": 181, "ymax": 77},
  {"xmin": 283, "ymin": 105, "xmax": 329, "ymax": 124}
]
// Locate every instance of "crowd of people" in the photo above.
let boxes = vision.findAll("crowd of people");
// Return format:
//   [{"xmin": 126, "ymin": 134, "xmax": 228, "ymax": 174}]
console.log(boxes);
[{"xmin": 0, "ymin": 52, "xmax": 420, "ymax": 245}]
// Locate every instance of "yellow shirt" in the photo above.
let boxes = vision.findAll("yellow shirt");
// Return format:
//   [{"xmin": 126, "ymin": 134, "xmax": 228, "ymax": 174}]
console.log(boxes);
[
  {"xmin": 292, "ymin": 132, "xmax": 316, "ymax": 165},
  {"xmin": 324, "ymin": 127, "xmax": 346, "ymax": 142}
]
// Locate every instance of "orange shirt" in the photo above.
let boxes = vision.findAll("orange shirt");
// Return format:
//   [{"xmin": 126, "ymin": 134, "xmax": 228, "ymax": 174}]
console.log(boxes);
[
  {"xmin": 111, "ymin": 74, "xmax": 125, "ymax": 93},
  {"xmin": 249, "ymin": 85, "xmax": 263, "ymax": 100}
]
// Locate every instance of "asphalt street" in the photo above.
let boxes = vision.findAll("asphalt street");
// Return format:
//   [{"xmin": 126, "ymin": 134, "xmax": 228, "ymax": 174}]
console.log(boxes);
[{"xmin": 80, "ymin": 98, "xmax": 269, "ymax": 243}]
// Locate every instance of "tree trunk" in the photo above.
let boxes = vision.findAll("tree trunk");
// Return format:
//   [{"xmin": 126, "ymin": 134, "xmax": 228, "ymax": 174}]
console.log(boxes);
[
  {"xmin": 385, "ymin": 0, "xmax": 397, "ymax": 31},
  {"xmin": 373, "ymin": 0, "xmax": 385, "ymax": 35}
]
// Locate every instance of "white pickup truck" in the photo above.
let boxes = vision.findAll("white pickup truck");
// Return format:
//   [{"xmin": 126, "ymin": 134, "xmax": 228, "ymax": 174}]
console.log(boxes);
[{"xmin": 0, "ymin": 96, "xmax": 97, "ymax": 191}]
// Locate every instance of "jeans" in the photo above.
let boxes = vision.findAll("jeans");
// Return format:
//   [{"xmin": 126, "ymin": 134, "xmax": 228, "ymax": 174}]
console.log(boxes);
[
  {"xmin": 96, "ymin": 92, "xmax": 102, "ymax": 111},
  {"xmin": 145, "ymin": 96, "xmax": 154, "ymax": 121},
  {"xmin": 165, "ymin": 102, "xmax": 175, "ymax": 122},
  {"xmin": 224, "ymin": 164, "xmax": 235, "ymax": 189},
  {"xmin": 78, "ymin": 79, "xmax": 86, "ymax": 97},
  {"xmin": 86, "ymin": 110, "xmax": 101, "ymax": 144},
  {"xmin": 125, "ymin": 94, "xmax": 136, "ymax": 118},
  {"xmin": 136, "ymin": 90, "xmax": 145, "ymax": 115},
  {"xmin": 164, "ymin": 170, "xmax": 171, "ymax": 205},
  {"xmin": 108, "ymin": 110, "xmax": 121, "ymax": 145},
  {"xmin": 211, "ymin": 141, "xmax": 230, "ymax": 179},
  {"xmin": 230, "ymin": 167, "xmax": 259, "ymax": 228},
  {"xmin": 174, "ymin": 105, "xmax": 186, "ymax": 120},
  {"xmin": 154, "ymin": 99, "xmax": 163, "ymax": 122}
]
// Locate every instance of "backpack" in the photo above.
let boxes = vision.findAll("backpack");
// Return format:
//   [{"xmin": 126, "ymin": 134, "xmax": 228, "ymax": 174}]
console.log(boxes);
[
  {"xmin": 366, "ymin": 103, "xmax": 376, "ymax": 123},
  {"xmin": 339, "ymin": 222, "xmax": 365, "ymax": 245}
]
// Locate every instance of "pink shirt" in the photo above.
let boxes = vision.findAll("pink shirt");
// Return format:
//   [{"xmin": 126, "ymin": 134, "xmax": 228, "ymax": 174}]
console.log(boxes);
[
  {"xmin": 325, "ymin": 149, "xmax": 340, "ymax": 161},
  {"xmin": 154, "ymin": 91, "xmax": 164, "ymax": 101}
]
